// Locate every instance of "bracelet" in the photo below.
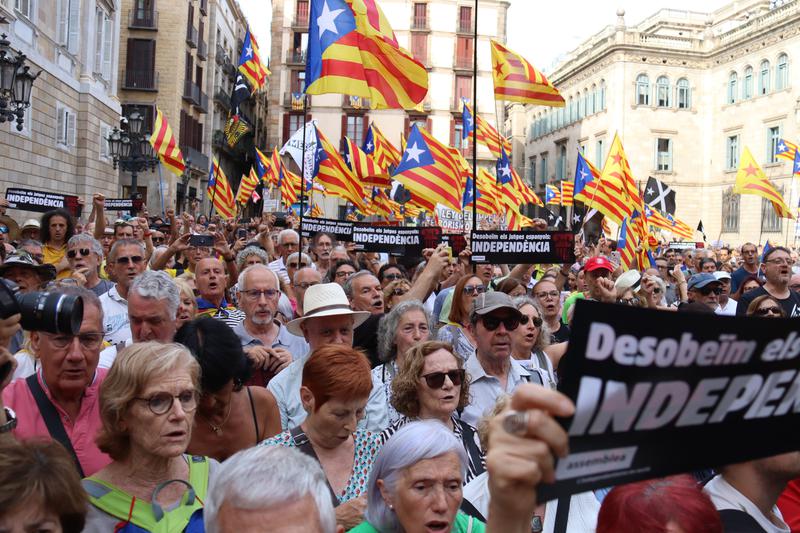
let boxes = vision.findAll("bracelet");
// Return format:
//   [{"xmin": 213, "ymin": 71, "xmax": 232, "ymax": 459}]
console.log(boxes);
[{"xmin": 0, "ymin": 407, "xmax": 17, "ymax": 433}]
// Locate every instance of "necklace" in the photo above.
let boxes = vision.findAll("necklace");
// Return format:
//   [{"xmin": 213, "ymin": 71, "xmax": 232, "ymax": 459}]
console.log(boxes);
[{"xmin": 203, "ymin": 399, "xmax": 233, "ymax": 435}]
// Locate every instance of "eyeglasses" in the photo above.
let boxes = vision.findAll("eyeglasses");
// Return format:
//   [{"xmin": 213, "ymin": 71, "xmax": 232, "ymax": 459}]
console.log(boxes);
[
  {"xmin": 67, "ymin": 248, "xmax": 92, "ymax": 259},
  {"xmin": 754, "ymin": 306, "xmax": 782, "ymax": 317},
  {"xmin": 391, "ymin": 287, "xmax": 408, "ymax": 296},
  {"xmin": 463, "ymin": 284, "xmax": 487, "ymax": 295},
  {"xmin": 480, "ymin": 314, "xmax": 520, "ymax": 332},
  {"xmin": 383, "ymin": 273, "xmax": 404, "ymax": 281},
  {"xmin": 282, "ymin": 242, "xmax": 299, "ymax": 248},
  {"xmin": 42, "ymin": 331, "xmax": 104, "ymax": 350},
  {"xmin": 242, "ymin": 288, "xmax": 280, "ymax": 301},
  {"xmin": 519, "ymin": 315, "xmax": 543, "ymax": 327},
  {"xmin": 534, "ymin": 290, "xmax": 559, "ymax": 300},
  {"xmin": 0, "ymin": 227, "xmax": 8, "ymax": 234},
  {"xmin": 696, "ymin": 286, "xmax": 723, "ymax": 296},
  {"xmin": 653, "ymin": 287, "xmax": 662, "ymax": 294},
  {"xmin": 765, "ymin": 257, "xmax": 792, "ymax": 266},
  {"xmin": 294, "ymin": 281, "xmax": 319, "ymax": 290},
  {"xmin": 135, "ymin": 390, "xmax": 198, "ymax": 415},
  {"xmin": 421, "ymin": 369, "xmax": 465, "ymax": 389},
  {"xmin": 619, "ymin": 297, "xmax": 640, "ymax": 306},
  {"xmin": 116, "ymin": 255, "xmax": 143, "ymax": 265},
  {"xmin": 335, "ymin": 270, "xmax": 354, "ymax": 278},
  {"xmin": 287, "ymin": 262, "xmax": 308, "ymax": 269}
]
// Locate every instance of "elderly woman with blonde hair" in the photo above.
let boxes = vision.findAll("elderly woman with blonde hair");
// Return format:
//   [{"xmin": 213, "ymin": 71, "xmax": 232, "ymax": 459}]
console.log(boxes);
[{"xmin": 81, "ymin": 342, "xmax": 219, "ymax": 532}]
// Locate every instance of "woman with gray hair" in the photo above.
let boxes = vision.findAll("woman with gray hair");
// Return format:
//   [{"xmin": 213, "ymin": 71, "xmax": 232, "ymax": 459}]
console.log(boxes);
[
  {"xmin": 351, "ymin": 419, "xmax": 483, "ymax": 532},
  {"xmin": 510, "ymin": 297, "xmax": 559, "ymax": 390},
  {"xmin": 373, "ymin": 300, "xmax": 432, "ymax": 424}
]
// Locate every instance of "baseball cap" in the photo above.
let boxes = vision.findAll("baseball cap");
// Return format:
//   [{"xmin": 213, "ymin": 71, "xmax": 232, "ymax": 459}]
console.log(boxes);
[
  {"xmin": 687, "ymin": 273, "xmax": 720, "ymax": 290},
  {"xmin": 585, "ymin": 256, "xmax": 614, "ymax": 273},
  {"xmin": 472, "ymin": 291, "xmax": 521, "ymax": 317},
  {"xmin": 713, "ymin": 271, "xmax": 731, "ymax": 281}
]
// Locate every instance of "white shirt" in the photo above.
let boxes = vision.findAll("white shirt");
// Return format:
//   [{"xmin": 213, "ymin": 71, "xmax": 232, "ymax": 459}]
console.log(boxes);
[
  {"xmin": 704, "ymin": 475, "xmax": 790, "ymax": 533},
  {"xmin": 716, "ymin": 297, "xmax": 738, "ymax": 316},
  {"xmin": 461, "ymin": 351, "xmax": 531, "ymax": 427},
  {"xmin": 267, "ymin": 257, "xmax": 290, "ymax": 286},
  {"xmin": 98, "ymin": 285, "xmax": 131, "ymax": 346}
]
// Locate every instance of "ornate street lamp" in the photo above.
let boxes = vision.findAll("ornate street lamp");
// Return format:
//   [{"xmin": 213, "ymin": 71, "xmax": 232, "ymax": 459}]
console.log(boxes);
[
  {"xmin": 107, "ymin": 111, "xmax": 159, "ymax": 215},
  {"xmin": 0, "ymin": 34, "xmax": 39, "ymax": 131}
]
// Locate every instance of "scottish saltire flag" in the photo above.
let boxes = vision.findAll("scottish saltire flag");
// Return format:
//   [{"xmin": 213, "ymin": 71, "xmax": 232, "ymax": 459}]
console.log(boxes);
[
  {"xmin": 305, "ymin": 0, "xmax": 428, "ymax": 109},
  {"xmin": 238, "ymin": 28, "xmax": 269, "ymax": 90}
]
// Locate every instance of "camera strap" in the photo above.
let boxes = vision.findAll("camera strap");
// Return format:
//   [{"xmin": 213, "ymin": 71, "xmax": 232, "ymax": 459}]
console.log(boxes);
[{"xmin": 25, "ymin": 374, "xmax": 85, "ymax": 477}]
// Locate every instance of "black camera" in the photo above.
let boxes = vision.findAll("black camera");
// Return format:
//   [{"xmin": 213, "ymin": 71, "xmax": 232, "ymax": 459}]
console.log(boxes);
[{"xmin": 0, "ymin": 279, "xmax": 83, "ymax": 335}]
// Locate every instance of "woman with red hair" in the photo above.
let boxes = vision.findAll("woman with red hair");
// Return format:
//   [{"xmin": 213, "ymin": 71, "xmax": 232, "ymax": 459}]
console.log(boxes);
[
  {"xmin": 597, "ymin": 475, "xmax": 723, "ymax": 533},
  {"xmin": 259, "ymin": 344, "xmax": 379, "ymax": 530}
]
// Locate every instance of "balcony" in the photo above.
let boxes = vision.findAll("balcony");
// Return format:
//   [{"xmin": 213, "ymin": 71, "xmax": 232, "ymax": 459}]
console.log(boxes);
[
  {"xmin": 182, "ymin": 80, "xmax": 208, "ymax": 113},
  {"xmin": 183, "ymin": 146, "xmax": 208, "ymax": 173},
  {"xmin": 199, "ymin": 0, "xmax": 207, "ymax": 15},
  {"xmin": 122, "ymin": 70, "xmax": 158, "ymax": 91},
  {"xmin": 197, "ymin": 38, "xmax": 207, "ymax": 60},
  {"xmin": 213, "ymin": 87, "xmax": 230, "ymax": 110},
  {"xmin": 128, "ymin": 9, "xmax": 157, "ymax": 30},
  {"xmin": 215, "ymin": 44, "xmax": 228, "ymax": 64},
  {"xmin": 223, "ymin": 60, "xmax": 237, "ymax": 79},
  {"xmin": 283, "ymin": 92, "xmax": 311, "ymax": 109},
  {"xmin": 411, "ymin": 17, "xmax": 429, "ymax": 31},
  {"xmin": 285, "ymin": 49, "xmax": 307, "ymax": 65},
  {"xmin": 292, "ymin": 4, "xmax": 309, "ymax": 29},
  {"xmin": 457, "ymin": 20, "xmax": 473, "ymax": 34},
  {"xmin": 186, "ymin": 25, "xmax": 198, "ymax": 48},
  {"xmin": 343, "ymin": 95, "xmax": 369, "ymax": 110}
]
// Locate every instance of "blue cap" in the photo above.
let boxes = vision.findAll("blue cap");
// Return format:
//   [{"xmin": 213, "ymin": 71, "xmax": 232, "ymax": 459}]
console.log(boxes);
[{"xmin": 687, "ymin": 273, "xmax": 720, "ymax": 290}]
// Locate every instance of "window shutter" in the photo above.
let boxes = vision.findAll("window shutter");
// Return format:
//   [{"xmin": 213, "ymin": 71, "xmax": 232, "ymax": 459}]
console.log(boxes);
[
  {"xmin": 68, "ymin": 0, "xmax": 80, "ymax": 54},
  {"xmin": 100, "ymin": 124, "xmax": 109, "ymax": 157},
  {"xmin": 404, "ymin": 117, "xmax": 410, "ymax": 137},
  {"xmin": 102, "ymin": 15, "xmax": 113, "ymax": 80},
  {"xmin": 58, "ymin": 0, "xmax": 69, "ymax": 44},
  {"xmin": 450, "ymin": 118, "xmax": 454, "ymax": 146},
  {"xmin": 340, "ymin": 113, "xmax": 348, "ymax": 152},
  {"xmin": 67, "ymin": 111, "xmax": 76, "ymax": 146},
  {"xmin": 57, "ymin": 107, "xmax": 65, "ymax": 144},
  {"xmin": 282, "ymin": 114, "xmax": 290, "ymax": 144},
  {"xmin": 94, "ymin": 10, "xmax": 103, "ymax": 72}
]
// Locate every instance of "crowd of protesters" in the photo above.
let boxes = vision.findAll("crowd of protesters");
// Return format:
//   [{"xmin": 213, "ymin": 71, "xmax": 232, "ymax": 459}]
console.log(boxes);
[{"xmin": 0, "ymin": 193, "xmax": 798, "ymax": 532}]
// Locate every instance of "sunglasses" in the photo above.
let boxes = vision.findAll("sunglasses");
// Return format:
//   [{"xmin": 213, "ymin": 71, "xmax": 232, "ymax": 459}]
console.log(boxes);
[
  {"xmin": 463, "ymin": 284, "xmax": 487, "ymax": 295},
  {"xmin": 755, "ymin": 306, "xmax": 782, "ymax": 316},
  {"xmin": 0, "ymin": 227, "xmax": 8, "ymax": 234},
  {"xmin": 519, "ymin": 315, "xmax": 543, "ymax": 327},
  {"xmin": 67, "ymin": 248, "xmax": 92, "ymax": 259},
  {"xmin": 391, "ymin": 288, "xmax": 408, "ymax": 296},
  {"xmin": 116, "ymin": 255, "xmax": 144, "ymax": 265},
  {"xmin": 421, "ymin": 369, "xmax": 465, "ymax": 389},
  {"xmin": 653, "ymin": 287, "xmax": 662, "ymax": 294},
  {"xmin": 384, "ymin": 273, "xmax": 404, "ymax": 281},
  {"xmin": 696, "ymin": 286, "xmax": 722, "ymax": 296},
  {"xmin": 481, "ymin": 314, "xmax": 520, "ymax": 332},
  {"xmin": 287, "ymin": 262, "xmax": 308, "ymax": 269}
]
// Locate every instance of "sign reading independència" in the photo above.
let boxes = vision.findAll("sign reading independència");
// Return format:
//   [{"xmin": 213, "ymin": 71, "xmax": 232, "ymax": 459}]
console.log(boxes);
[
  {"xmin": 469, "ymin": 230, "xmax": 575, "ymax": 264},
  {"xmin": 5, "ymin": 187, "xmax": 81, "ymax": 216},
  {"xmin": 537, "ymin": 300, "xmax": 800, "ymax": 501},
  {"xmin": 300, "ymin": 217, "xmax": 444, "ymax": 256}
]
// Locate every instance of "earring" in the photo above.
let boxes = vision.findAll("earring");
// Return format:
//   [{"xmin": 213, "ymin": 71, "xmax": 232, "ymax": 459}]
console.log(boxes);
[{"xmin": 389, "ymin": 504, "xmax": 394, "ymax": 510}]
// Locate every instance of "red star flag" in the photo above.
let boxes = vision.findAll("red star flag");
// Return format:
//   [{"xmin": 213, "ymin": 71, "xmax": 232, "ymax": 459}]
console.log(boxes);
[{"xmin": 733, "ymin": 147, "xmax": 794, "ymax": 219}]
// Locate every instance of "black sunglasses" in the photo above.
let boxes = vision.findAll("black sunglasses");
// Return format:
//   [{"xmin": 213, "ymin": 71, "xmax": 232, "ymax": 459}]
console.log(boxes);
[
  {"xmin": 421, "ymin": 369, "xmax": 465, "ymax": 389},
  {"xmin": 481, "ymin": 314, "xmax": 520, "ymax": 332},
  {"xmin": 519, "ymin": 315, "xmax": 543, "ymax": 328},
  {"xmin": 697, "ymin": 286, "xmax": 722, "ymax": 296},
  {"xmin": 67, "ymin": 248, "xmax": 92, "ymax": 259},
  {"xmin": 116, "ymin": 255, "xmax": 144, "ymax": 265}
]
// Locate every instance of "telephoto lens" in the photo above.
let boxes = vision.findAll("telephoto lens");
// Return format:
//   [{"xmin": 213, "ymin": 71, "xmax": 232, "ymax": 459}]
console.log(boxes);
[{"xmin": 0, "ymin": 279, "xmax": 83, "ymax": 335}]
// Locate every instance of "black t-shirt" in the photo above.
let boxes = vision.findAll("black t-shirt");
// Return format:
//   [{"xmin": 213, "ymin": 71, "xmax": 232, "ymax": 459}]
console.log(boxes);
[
  {"xmin": 735, "ymin": 286, "xmax": 800, "ymax": 317},
  {"xmin": 354, "ymin": 313, "xmax": 382, "ymax": 367},
  {"xmin": 551, "ymin": 322, "xmax": 570, "ymax": 343}
]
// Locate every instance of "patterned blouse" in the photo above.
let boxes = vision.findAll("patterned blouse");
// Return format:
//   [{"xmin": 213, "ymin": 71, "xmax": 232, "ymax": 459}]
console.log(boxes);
[
  {"xmin": 260, "ymin": 428, "xmax": 382, "ymax": 504},
  {"xmin": 380, "ymin": 415, "xmax": 486, "ymax": 484}
]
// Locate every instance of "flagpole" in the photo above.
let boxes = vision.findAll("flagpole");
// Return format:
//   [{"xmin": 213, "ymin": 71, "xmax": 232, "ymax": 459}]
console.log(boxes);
[
  {"xmin": 208, "ymin": 161, "xmax": 218, "ymax": 219},
  {"xmin": 299, "ymin": 95, "xmax": 308, "ymax": 228},
  {"xmin": 470, "ymin": 0, "xmax": 478, "ymax": 235}
]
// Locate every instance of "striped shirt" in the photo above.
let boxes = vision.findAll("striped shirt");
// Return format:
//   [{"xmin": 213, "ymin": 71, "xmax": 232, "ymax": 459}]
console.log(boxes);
[{"xmin": 196, "ymin": 297, "xmax": 246, "ymax": 330}]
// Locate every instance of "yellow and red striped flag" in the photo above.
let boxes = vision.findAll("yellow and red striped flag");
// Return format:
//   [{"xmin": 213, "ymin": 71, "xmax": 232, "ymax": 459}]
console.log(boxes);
[
  {"xmin": 733, "ymin": 147, "xmax": 794, "ymax": 219},
  {"xmin": 265, "ymin": 147, "xmax": 284, "ymax": 190},
  {"xmin": 545, "ymin": 184, "xmax": 561, "ymax": 205},
  {"xmin": 238, "ymin": 28, "xmax": 269, "ymax": 91},
  {"xmin": 775, "ymin": 138, "xmax": 798, "ymax": 162},
  {"xmin": 368, "ymin": 187, "xmax": 394, "ymax": 219},
  {"xmin": 343, "ymin": 136, "xmax": 390, "ymax": 188},
  {"xmin": 463, "ymin": 102, "xmax": 512, "ymax": 159},
  {"xmin": 617, "ymin": 210, "xmax": 646, "ymax": 271},
  {"xmin": 255, "ymin": 147, "xmax": 277, "ymax": 187},
  {"xmin": 475, "ymin": 169, "xmax": 501, "ymax": 215},
  {"xmin": 315, "ymin": 126, "xmax": 368, "ymax": 211},
  {"xmin": 392, "ymin": 124, "xmax": 463, "ymax": 212},
  {"xmin": 148, "ymin": 108, "xmax": 185, "ymax": 177},
  {"xmin": 305, "ymin": 0, "xmax": 428, "ymax": 109},
  {"xmin": 235, "ymin": 167, "xmax": 260, "ymax": 204},
  {"xmin": 308, "ymin": 203, "xmax": 324, "ymax": 218},
  {"xmin": 490, "ymin": 40, "xmax": 564, "ymax": 107},
  {"xmin": 207, "ymin": 157, "xmax": 236, "ymax": 219},
  {"xmin": 496, "ymin": 148, "xmax": 542, "ymax": 211},
  {"xmin": 278, "ymin": 162, "xmax": 301, "ymax": 207},
  {"xmin": 561, "ymin": 181, "xmax": 574, "ymax": 206},
  {"xmin": 507, "ymin": 210, "xmax": 536, "ymax": 230},
  {"xmin": 666, "ymin": 213, "xmax": 695, "ymax": 239},
  {"xmin": 363, "ymin": 123, "xmax": 401, "ymax": 169}
]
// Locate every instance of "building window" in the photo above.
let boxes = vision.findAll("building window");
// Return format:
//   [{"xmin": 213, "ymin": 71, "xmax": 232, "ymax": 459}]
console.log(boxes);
[
  {"xmin": 286, "ymin": 114, "xmax": 305, "ymax": 143},
  {"xmin": 721, "ymin": 187, "xmax": 739, "ymax": 233},
  {"xmin": 776, "ymin": 53, "xmax": 789, "ymax": 90},
  {"xmin": 295, "ymin": 0, "xmax": 309, "ymax": 25},
  {"xmin": 636, "ymin": 74, "xmax": 650, "ymax": 105},
  {"xmin": 762, "ymin": 188, "xmax": 783, "ymax": 233},
  {"xmin": 14, "ymin": 0, "xmax": 32, "ymax": 19},
  {"xmin": 759, "ymin": 60, "xmax": 770, "ymax": 95},
  {"xmin": 654, "ymin": 138, "xmax": 672, "ymax": 172},
  {"xmin": 453, "ymin": 120, "xmax": 467, "ymax": 151},
  {"xmin": 56, "ymin": 104, "xmax": 77, "ymax": 148},
  {"xmin": 412, "ymin": 2, "xmax": 427, "ymax": 29},
  {"xmin": 458, "ymin": 5, "xmax": 472, "ymax": 33},
  {"xmin": 121, "ymin": 104, "xmax": 155, "ymax": 133},
  {"xmin": 742, "ymin": 66, "xmax": 753, "ymax": 100},
  {"xmin": 676, "ymin": 78, "xmax": 690, "ymax": 109},
  {"xmin": 528, "ymin": 156, "xmax": 536, "ymax": 184},
  {"xmin": 727, "ymin": 72, "xmax": 737, "ymax": 104},
  {"xmin": 94, "ymin": 8, "xmax": 113, "ymax": 81},
  {"xmin": 345, "ymin": 115, "xmax": 366, "ymax": 147},
  {"xmin": 411, "ymin": 33, "xmax": 427, "ymax": 63},
  {"xmin": 454, "ymin": 75, "xmax": 471, "ymax": 106},
  {"xmin": 291, "ymin": 70, "xmax": 306, "ymax": 93},
  {"xmin": 58, "ymin": 0, "xmax": 81, "ymax": 54},
  {"xmin": 587, "ymin": 84, "xmax": 596, "ymax": 115},
  {"xmin": 767, "ymin": 125, "xmax": 781, "ymax": 163},
  {"xmin": 577, "ymin": 92, "xmax": 584, "ymax": 119},
  {"xmin": 455, "ymin": 36, "xmax": 473, "ymax": 69},
  {"xmin": 568, "ymin": 97, "xmax": 575, "ymax": 123},
  {"xmin": 595, "ymin": 138, "xmax": 604, "ymax": 168},
  {"xmin": 599, "ymin": 80, "xmax": 606, "ymax": 110},
  {"xmin": 99, "ymin": 122, "xmax": 111, "ymax": 160},
  {"xmin": 539, "ymin": 153, "xmax": 548, "ymax": 182},
  {"xmin": 656, "ymin": 76, "xmax": 670, "ymax": 107},
  {"xmin": 726, "ymin": 135, "xmax": 739, "ymax": 170},
  {"xmin": 555, "ymin": 144, "xmax": 567, "ymax": 180}
]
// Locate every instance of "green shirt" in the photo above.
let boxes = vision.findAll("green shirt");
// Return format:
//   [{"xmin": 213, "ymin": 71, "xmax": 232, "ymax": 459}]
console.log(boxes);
[{"xmin": 348, "ymin": 512, "xmax": 485, "ymax": 533}]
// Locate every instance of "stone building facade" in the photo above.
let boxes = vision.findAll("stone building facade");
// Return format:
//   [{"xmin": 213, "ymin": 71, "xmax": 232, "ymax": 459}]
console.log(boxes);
[{"xmin": 512, "ymin": 0, "xmax": 800, "ymax": 245}]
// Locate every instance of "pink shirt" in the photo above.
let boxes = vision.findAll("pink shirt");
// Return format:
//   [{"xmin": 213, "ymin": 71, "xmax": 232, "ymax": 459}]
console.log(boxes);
[{"xmin": 3, "ymin": 369, "xmax": 111, "ymax": 476}]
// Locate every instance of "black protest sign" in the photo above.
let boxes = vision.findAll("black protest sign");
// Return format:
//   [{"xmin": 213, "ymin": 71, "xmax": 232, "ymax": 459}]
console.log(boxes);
[
  {"xmin": 353, "ymin": 225, "xmax": 441, "ymax": 256},
  {"xmin": 469, "ymin": 230, "xmax": 575, "ymax": 264},
  {"xmin": 105, "ymin": 198, "xmax": 144, "ymax": 212},
  {"xmin": 300, "ymin": 217, "xmax": 353, "ymax": 242},
  {"xmin": 537, "ymin": 300, "xmax": 800, "ymax": 502},
  {"xmin": 5, "ymin": 188, "xmax": 81, "ymax": 217},
  {"xmin": 443, "ymin": 233, "xmax": 467, "ymax": 256}
]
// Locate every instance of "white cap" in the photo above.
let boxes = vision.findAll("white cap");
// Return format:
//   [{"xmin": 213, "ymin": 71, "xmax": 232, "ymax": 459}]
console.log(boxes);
[{"xmin": 713, "ymin": 271, "xmax": 731, "ymax": 281}]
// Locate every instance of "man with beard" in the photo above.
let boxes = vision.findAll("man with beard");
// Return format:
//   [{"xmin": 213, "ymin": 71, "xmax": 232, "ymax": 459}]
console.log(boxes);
[
  {"xmin": 98, "ymin": 239, "xmax": 147, "ymax": 345},
  {"xmin": 737, "ymin": 246, "xmax": 800, "ymax": 317},
  {"xmin": 731, "ymin": 242, "xmax": 762, "ymax": 294},
  {"xmin": 66, "ymin": 234, "xmax": 113, "ymax": 296}
]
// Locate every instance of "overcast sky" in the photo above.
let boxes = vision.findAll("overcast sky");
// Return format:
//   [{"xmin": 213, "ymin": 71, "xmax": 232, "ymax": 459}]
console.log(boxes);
[{"xmin": 238, "ymin": 0, "xmax": 732, "ymax": 72}]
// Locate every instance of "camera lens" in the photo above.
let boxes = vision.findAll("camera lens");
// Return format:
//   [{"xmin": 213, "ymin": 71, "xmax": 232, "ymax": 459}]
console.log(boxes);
[{"xmin": 17, "ymin": 292, "xmax": 83, "ymax": 335}]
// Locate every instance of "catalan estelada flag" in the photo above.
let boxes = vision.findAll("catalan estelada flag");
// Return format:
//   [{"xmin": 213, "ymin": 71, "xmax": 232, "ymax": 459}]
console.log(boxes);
[
  {"xmin": 475, "ymin": 168, "xmax": 501, "ymax": 215},
  {"xmin": 666, "ymin": 213, "xmax": 695, "ymax": 239},
  {"xmin": 776, "ymin": 138, "xmax": 798, "ymax": 163},
  {"xmin": 643, "ymin": 205, "xmax": 673, "ymax": 233},
  {"xmin": 305, "ymin": 0, "xmax": 428, "ymax": 109},
  {"xmin": 574, "ymin": 150, "xmax": 601, "ymax": 199},
  {"xmin": 315, "ymin": 126, "xmax": 368, "ymax": 211},
  {"xmin": 363, "ymin": 123, "xmax": 401, "ymax": 169},
  {"xmin": 238, "ymin": 28, "xmax": 269, "ymax": 91},
  {"xmin": 496, "ymin": 147, "xmax": 542, "ymax": 211},
  {"xmin": 235, "ymin": 167, "xmax": 260, "ymax": 204},
  {"xmin": 507, "ymin": 210, "xmax": 536, "ymax": 230},
  {"xmin": 617, "ymin": 210, "xmax": 645, "ymax": 271},
  {"xmin": 490, "ymin": 40, "xmax": 564, "ymax": 107},
  {"xmin": 343, "ymin": 136, "xmax": 390, "ymax": 188},
  {"xmin": 278, "ymin": 162, "xmax": 301, "ymax": 207},
  {"xmin": 545, "ymin": 184, "xmax": 561, "ymax": 205},
  {"xmin": 368, "ymin": 187, "xmax": 394, "ymax": 218},
  {"xmin": 255, "ymin": 147, "xmax": 275, "ymax": 186},
  {"xmin": 308, "ymin": 203, "xmax": 324, "ymax": 218},
  {"xmin": 561, "ymin": 181, "xmax": 574, "ymax": 206},
  {"xmin": 148, "ymin": 108, "xmax": 185, "ymax": 177},
  {"xmin": 392, "ymin": 123, "xmax": 463, "ymax": 212},
  {"xmin": 207, "ymin": 157, "xmax": 236, "ymax": 219},
  {"xmin": 734, "ymin": 147, "xmax": 794, "ymax": 219},
  {"xmin": 462, "ymin": 101, "xmax": 511, "ymax": 158}
]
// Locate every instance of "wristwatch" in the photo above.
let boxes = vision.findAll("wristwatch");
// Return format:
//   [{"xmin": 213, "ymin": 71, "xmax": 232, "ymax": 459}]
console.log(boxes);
[{"xmin": 0, "ymin": 407, "xmax": 17, "ymax": 433}]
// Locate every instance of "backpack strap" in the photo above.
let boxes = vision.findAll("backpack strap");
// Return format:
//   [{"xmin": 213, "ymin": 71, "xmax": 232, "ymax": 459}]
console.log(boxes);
[
  {"xmin": 26, "ymin": 374, "xmax": 84, "ymax": 477},
  {"xmin": 290, "ymin": 427, "xmax": 342, "ymax": 507}
]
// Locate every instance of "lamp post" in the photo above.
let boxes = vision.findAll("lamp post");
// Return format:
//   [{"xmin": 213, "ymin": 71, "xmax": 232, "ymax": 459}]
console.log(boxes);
[
  {"xmin": 107, "ymin": 111, "xmax": 159, "ymax": 215},
  {"xmin": 179, "ymin": 157, "xmax": 192, "ymax": 213},
  {"xmin": 0, "ymin": 34, "xmax": 40, "ymax": 131}
]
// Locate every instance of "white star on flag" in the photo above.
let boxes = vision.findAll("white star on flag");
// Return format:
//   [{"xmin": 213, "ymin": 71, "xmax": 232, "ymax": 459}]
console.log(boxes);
[
  {"xmin": 317, "ymin": 1, "xmax": 345, "ymax": 37},
  {"xmin": 778, "ymin": 142, "xmax": 787, "ymax": 152},
  {"xmin": 646, "ymin": 187, "xmax": 654, "ymax": 196},
  {"xmin": 573, "ymin": 213, "xmax": 581, "ymax": 223},
  {"xmin": 579, "ymin": 169, "xmax": 588, "ymax": 181},
  {"xmin": 405, "ymin": 143, "xmax": 425, "ymax": 163},
  {"xmin": 366, "ymin": 141, "xmax": 373, "ymax": 151},
  {"xmin": 499, "ymin": 164, "xmax": 511, "ymax": 178},
  {"xmin": 245, "ymin": 45, "xmax": 252, "ymax": 58}
]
